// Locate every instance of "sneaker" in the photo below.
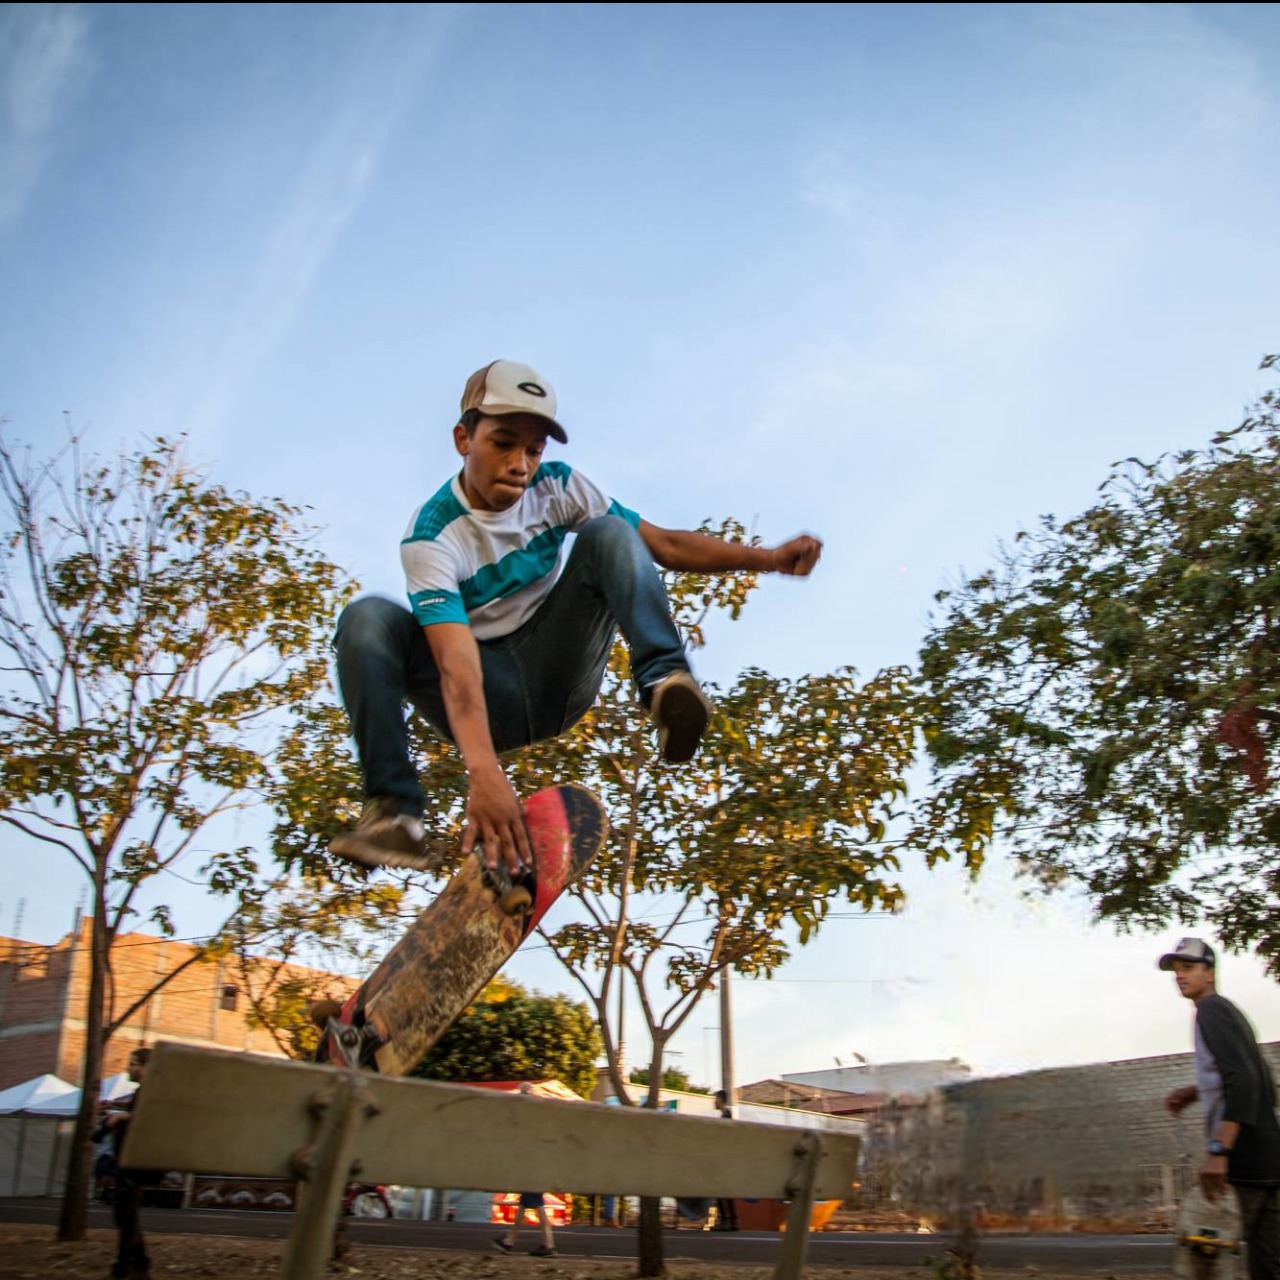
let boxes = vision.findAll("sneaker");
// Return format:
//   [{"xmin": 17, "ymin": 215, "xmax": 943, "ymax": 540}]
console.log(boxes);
[
  {"xmin": 492, "ymin": 1237, "xmax": 513, "ymax": 1254},
  {"xmin": 329, "ymin": 798, "xmax": 437, "ymax": 872},
  {"xmin": 528, "ymin": 1245, "xmax": 557, "ymax": 1257},
  {"xmin": 649, "ymin": 670, "xmax": 712, "ymax": 763}
]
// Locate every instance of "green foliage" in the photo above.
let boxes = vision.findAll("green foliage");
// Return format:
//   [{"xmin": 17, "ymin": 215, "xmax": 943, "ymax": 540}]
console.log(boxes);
[
  {"xmin": 0, "ymin": 427, "xmax": 365, "ymax": 982},
  {"xmin": 910, "ymin": 356, "xmax": 1280, "ymax": 974},
  {"xmin": 628, "ymin": 1064, "xmax": 709, "ymax": 1094},
  {"xmin": 413, "ymin": 980, "xmax": 603, "ymax": 1098}
]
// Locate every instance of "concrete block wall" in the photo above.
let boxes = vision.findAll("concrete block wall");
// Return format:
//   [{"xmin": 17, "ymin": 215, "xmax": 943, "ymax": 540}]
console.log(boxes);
[{"xmin": 887, "ymin": 1042, "xmax": 1280, "ymax": 1231}]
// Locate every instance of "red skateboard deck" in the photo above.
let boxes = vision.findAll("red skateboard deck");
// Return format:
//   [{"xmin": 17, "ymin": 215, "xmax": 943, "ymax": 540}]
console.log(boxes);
[{"xmin": 315, "ymin": 784, "xmax": 607, "ymax": 1075}]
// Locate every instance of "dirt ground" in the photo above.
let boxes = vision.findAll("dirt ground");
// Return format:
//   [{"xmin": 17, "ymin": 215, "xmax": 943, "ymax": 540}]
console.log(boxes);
[{"xmin": 0, "ymin": 1225, "xmax": 1167, "ymax": 1280}]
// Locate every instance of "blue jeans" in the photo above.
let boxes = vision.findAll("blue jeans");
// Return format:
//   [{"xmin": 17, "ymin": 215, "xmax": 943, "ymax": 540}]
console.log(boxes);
[{"xmin": 334, "ymin": 516, "xmax": 689, "ymax": 814}]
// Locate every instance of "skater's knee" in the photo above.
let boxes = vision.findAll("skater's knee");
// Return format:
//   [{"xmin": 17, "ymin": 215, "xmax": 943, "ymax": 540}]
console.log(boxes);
[
  {"xmin": 575, "ymin": 514, "xmax": 643, "ymax": 558},
  {"xmin": 335, "ymin": 595, "xmax": 416, "ymax": 649},
  {"xmin": 578, "ymin": 513, "xmax": 637, "ymax": 540}
]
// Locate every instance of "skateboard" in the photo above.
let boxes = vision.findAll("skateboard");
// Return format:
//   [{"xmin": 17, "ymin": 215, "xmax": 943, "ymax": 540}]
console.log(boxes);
[
  {"xmin": 313, "ymin": 783, "xmax": 608, "ymax": 1076},
  {"xmin": 1174, "ymin": 1184, "xmax": 1241, "ymax": 1280}
]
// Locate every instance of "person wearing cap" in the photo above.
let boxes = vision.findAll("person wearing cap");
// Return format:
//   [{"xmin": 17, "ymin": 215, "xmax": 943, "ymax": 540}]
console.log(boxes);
[
  {"xmin": 1160, "ymin": 937, "xmax": 1280, "ymax": 1279},
  {"xmin": 329, "ymin": 360, "xmax": 823, "ymax": 874}
]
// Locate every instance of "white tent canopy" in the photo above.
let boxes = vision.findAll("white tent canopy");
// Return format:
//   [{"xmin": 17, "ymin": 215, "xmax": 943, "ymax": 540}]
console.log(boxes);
[
  {"xmin": 0, "ymin": 1074, "xmax": 78, "ymax": 1117},
  {"xmin": 0, "ymin": 1071, "xmax": 136, "ymax": 1197},
  {"xmin": 0, "ymin": 1071, "xmax": 139, "ymax": 1119},
  {"xmin": 100, "ymin": 1073, "xmax": 139, "ymax": 1104},
  {"xmin": 0, "ymin": 1076, "xmax": 78, "ymax": 1197}
]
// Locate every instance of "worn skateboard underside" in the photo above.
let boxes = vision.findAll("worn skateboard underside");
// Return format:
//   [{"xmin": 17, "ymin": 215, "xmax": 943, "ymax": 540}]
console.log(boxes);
[
  {"xmin": 1174, "ymin": 1185, "xmax": 1241, "ymax": 1280},
  {"xmin": 322, "ymin": 784, "xmax": 607, "ymax": 1076}
]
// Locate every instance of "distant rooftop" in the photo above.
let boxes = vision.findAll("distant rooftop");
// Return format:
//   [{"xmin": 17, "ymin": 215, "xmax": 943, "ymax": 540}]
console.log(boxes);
[{"xmin": 778, "ymin": 1058, "xmax": 972, "ymax": 1100}]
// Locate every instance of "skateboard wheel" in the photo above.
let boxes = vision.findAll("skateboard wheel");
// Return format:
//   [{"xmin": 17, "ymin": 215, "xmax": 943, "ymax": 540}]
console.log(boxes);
[
  {"xmin": 498, "ymin": 885, "xmax": 533, "ymax": 914},
  {"xmin": 310, "ymin": 999, "xmax": 344, "ymax": 1028}
]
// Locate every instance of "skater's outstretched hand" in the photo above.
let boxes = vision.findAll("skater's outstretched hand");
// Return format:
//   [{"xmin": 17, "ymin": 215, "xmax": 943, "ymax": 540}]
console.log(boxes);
[
  {"xmin": 769, "ymin": 534, "xmax": 823, "ymax": 577},
  {"xmin": 463, "ymin": 761, "xmax": 532, "ymax": 875}
]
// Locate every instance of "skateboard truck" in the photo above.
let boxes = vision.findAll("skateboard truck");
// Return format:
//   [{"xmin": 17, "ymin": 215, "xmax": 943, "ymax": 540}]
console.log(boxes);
[
  {"xmin": 327, "ymin": 1019, "xmax": 363, "ymax": 1070},
  {"xmin": 323, "ymin": 1016, "xmax": 389, "ymax": 1070},
  {"xmin": 311, "ymin": 1000, "xmax": 383, "ymax": 1070},
  {"xmin": 478, "ymin": 851, "xmax": 535, "ymax": 916}
]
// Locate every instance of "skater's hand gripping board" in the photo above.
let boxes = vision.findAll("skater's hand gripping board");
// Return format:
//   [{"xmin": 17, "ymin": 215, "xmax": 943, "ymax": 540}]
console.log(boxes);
[{"xmin": 317, "ymin": 784, "xmax": 607, "ymax": 1076}]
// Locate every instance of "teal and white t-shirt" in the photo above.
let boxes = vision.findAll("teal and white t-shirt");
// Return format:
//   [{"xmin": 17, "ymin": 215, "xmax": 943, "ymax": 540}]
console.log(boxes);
[{"xmin": 401, "ymin": 462, "xmax": 641, "ymax": 641}]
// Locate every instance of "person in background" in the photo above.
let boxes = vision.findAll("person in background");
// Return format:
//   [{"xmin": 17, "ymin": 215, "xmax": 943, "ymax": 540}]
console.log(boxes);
[
  {"xmin": 712, "ymin": 1088, "xmax": 740, "ymax": 1232},
  {"xmin": 492, "ymin": 1083, "xmax": 558, "ymax": 1258},
  {"xmin": 92, "ymin": 1114, "xmax": 117, "ymax": 1202},
  {"xmin": 492, "ymin": 1191, "xmax": 557, "ymax": 1258},
  {"xmin": 94, "ymin": 1048, "xmax": 151, "ymax": 1280},
  {"xmin": 1161, "ymin": 937, "xmax": 1280, "ymax": 1280}
]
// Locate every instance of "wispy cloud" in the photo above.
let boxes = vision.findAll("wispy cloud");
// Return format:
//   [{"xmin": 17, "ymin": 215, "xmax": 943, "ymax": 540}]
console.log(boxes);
[
  {"xmin": 189, "ymin": 10, "xmax": 451, "ymax": 436},
  {"xmin": 0, "ymin": 3, "xmax": 88, "ymax": 223}
]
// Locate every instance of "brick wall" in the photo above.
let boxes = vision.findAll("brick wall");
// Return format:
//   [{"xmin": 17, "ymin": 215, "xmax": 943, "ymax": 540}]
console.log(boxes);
[
  {"xmin": 0, "ymin": 919, "xmax": 358, "ymax": 1090},
  {"xmin": 880, "ymin": 1041, "xmax": 1280, "ymax": 1232}
]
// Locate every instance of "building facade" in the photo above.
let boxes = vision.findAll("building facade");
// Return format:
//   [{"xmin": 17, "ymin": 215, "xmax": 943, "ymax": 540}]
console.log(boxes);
[{"xmin": 0, "ymin": 916, "xmax": 358, "ymax": 1090}]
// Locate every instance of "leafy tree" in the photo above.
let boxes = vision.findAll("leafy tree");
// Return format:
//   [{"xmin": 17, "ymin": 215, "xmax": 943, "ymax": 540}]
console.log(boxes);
[
  {"xmin": 412, "ymin": 978, "xmax": 602, "ymax": 1098},
  {"xmin": 910, "ymin": 356, "xmax": 1280, "ymax": 973},
  {"xmin": 0, "ymin": 428, "xmax": 355, "ymax": 1239}
]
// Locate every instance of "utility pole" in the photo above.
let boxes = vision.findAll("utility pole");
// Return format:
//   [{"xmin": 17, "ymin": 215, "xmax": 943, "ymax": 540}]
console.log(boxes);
[
  {"xmin": 719, "ymin": 965, "xmax": 735, "ymax": 1112},
  {"xmin": 616, "ymin": 976, "xmax": 626, "ymax": 1085}
]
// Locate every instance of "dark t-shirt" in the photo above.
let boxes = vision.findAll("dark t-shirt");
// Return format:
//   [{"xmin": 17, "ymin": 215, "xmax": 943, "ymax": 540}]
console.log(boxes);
[{"xmin": 1196, "ymin": 993, "xmax": 1280, "ymax": 1186}]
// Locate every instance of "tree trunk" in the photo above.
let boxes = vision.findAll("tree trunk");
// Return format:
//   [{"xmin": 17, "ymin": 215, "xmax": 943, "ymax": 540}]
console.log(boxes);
[
  {"xmin": 56, "ymin": 908, "xmax": 108, "ymax": 1241},
  {"xmin": 637, "ymin": 1195, "xmax": 665, "ymax": 1277}
]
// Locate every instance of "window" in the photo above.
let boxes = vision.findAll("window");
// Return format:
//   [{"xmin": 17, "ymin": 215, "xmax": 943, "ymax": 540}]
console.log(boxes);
[{"xmin": 220, "ymin": 984, "xmax": 238, "ymax": 1012}]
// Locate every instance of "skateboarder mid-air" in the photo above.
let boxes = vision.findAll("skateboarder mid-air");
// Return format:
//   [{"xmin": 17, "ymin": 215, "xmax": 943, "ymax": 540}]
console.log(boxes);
[{"xmin": 329, "ymin": 359, "xmax": 823, "ymax": 878}]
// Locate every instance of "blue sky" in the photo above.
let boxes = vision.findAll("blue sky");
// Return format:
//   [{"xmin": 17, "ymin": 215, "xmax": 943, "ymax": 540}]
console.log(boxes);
[{"xmin": 2, "ymin": 2, "xmax": 1279, "ymax": 1085}]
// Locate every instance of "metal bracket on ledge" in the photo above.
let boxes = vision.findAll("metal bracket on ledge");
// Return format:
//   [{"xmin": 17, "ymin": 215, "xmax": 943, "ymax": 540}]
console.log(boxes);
[
  {"xmin": 774, "ymin": 1131, "xmax": 822, "ymax": 1280},
  {"xmin": 281, "ymin": 1070, "xmax": 379, "ymax": 1280}
]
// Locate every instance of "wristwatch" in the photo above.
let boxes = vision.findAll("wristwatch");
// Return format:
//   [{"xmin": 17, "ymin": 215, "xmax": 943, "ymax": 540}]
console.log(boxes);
[{"xmin": 1207, "ymin": 1139, "xmax": 1232, "ymax": 1157}]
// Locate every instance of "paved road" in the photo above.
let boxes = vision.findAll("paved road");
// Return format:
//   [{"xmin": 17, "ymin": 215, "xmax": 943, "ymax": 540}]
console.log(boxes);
[{"xmin": 0, "ymin": 1200, "xmax": 1174, "ymax": 1271}]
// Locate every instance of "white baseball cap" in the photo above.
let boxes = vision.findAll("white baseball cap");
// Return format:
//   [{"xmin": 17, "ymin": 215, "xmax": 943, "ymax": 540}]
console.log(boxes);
[{"xmin": 460, "ymin": 360, "xmax": 567, "ymax": 443}]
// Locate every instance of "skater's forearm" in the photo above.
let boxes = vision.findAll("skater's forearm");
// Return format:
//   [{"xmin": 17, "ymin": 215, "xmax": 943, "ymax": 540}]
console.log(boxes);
[
  {"xmin": 639, "ymin": 522, "xmax": 822, "ymax": 576},
  {"xmin": 424, "ymin": 623, "xmax": 531, "ymax": 873},
  {"xmin": 449, "ymin": 700, "xmax": 501, "ymax": 772},
  {"xmin": 425, "ymin": 624, "xmax": 501, "ymax": 771}
]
